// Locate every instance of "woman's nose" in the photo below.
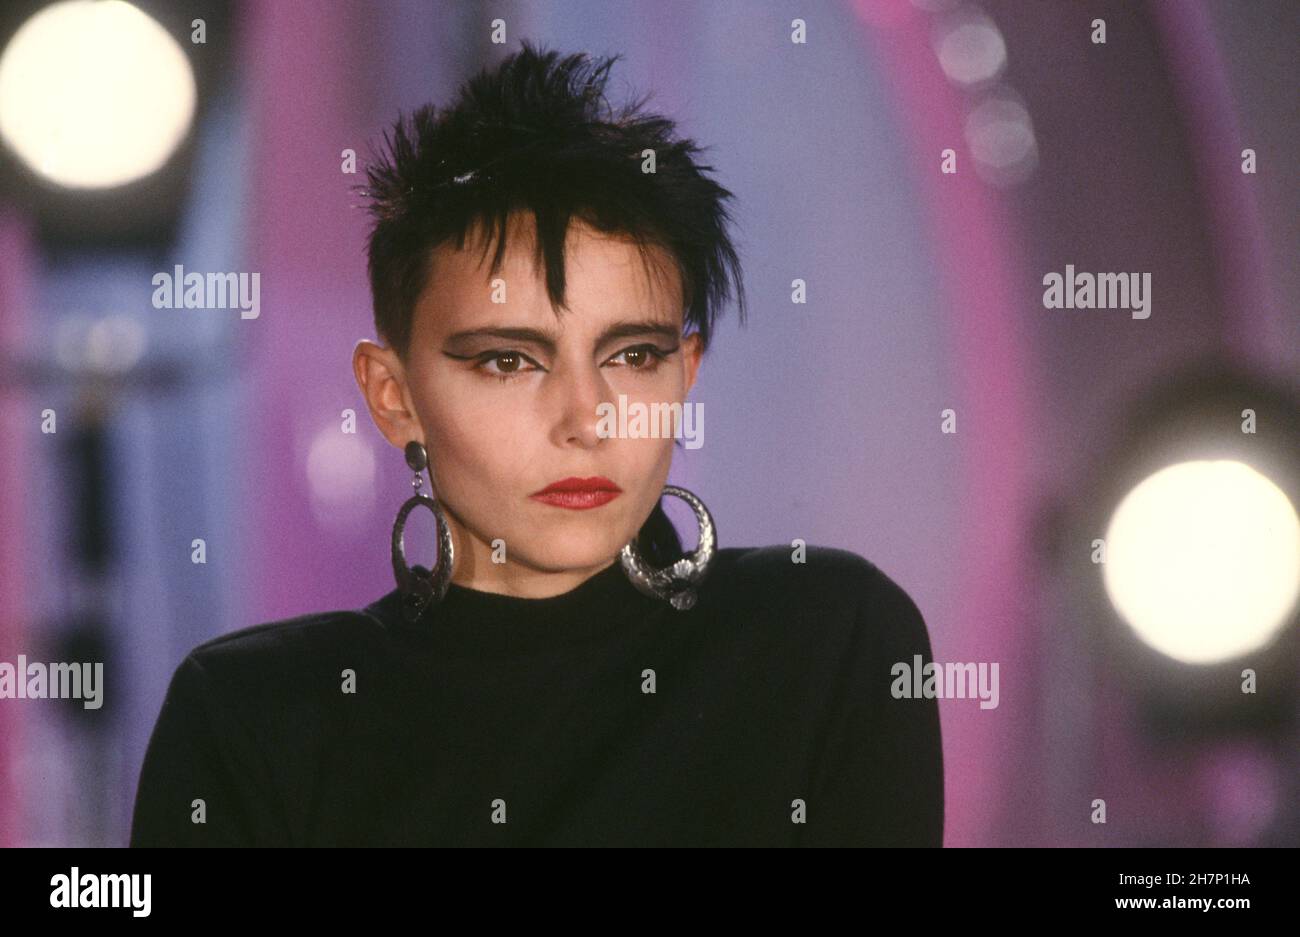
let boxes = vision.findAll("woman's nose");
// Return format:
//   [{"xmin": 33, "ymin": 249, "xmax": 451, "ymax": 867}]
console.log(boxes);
[{"xmin": 547, "ymin": 361, "xmax": 610, "ymax": 448}]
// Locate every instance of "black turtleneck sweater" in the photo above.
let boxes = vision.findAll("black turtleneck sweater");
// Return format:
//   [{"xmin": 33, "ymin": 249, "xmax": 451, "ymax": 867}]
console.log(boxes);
[{"xmin": 129, "ymin": 545, "xmax": 943, "ymax": 847}]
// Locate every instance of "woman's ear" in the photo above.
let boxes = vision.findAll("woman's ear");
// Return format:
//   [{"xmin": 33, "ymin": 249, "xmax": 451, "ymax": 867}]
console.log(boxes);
[
  {"xmin": 682, "ymin": 332, "xmax": 704, "ymax": 395},
  {"xmin": 352, "ymin": 339, "xmax": 422, "ymax": 449}
]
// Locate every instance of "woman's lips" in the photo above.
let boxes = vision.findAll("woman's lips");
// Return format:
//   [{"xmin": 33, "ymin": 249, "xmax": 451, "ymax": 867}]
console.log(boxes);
[{"xmin": 530, "ymin": 476, "xmax": 622, "ymax": 510}]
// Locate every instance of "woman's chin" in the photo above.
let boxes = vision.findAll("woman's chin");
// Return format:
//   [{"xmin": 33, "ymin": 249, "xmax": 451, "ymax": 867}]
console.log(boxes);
[{"xmin": 513, "ymin": 529, "xmax": 628, "ymax": 573}]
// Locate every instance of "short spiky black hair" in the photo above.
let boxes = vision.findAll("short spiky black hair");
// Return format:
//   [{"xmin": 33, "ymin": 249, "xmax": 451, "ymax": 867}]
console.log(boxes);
[{"xmin": 360, "ymin": 40, "xmax": 746, "ymax": 361}]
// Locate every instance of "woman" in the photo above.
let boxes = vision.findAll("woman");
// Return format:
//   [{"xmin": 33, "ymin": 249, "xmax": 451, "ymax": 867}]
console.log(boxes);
[{"xmin": 130, "ymin": 41, "xmax": 943, "ymax": 847}]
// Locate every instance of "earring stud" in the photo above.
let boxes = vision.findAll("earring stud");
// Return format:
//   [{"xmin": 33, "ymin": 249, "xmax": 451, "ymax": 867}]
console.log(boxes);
[{"xmin": 391, "ymin": 440, "xmax": 455, "ymax": 622}]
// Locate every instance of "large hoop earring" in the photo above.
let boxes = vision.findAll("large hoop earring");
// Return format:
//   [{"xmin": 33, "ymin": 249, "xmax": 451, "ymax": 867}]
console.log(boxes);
[
  {"xmin": 620, "ymin": 485, "xmax": 716, "ymax": 611},
  {"xmin": 391, "ymin": 440, "xmax": 455, "ymax": 623}
]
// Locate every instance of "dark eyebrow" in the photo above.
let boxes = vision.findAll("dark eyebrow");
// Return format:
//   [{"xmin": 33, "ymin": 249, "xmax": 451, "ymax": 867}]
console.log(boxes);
[{"xmin": 442, "ymin": 319, "xmax": 680, "ymax": 354}]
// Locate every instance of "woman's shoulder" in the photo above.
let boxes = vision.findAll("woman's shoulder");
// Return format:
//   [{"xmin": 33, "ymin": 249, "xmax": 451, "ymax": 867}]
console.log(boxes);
[
  {"xmin": 718, "ymin": 543, "xmax": 881, "ymax": 578},
  {"xmin": 711, "ymin": 543, "xmax": 912, "ymax": 603},
  {"xmin": 170, "ymin": 602, "xmax": 389, "ymax": 691},
  {"xmin": 707, "ymin": 544, "xmax": 929, "ymax": 641}
]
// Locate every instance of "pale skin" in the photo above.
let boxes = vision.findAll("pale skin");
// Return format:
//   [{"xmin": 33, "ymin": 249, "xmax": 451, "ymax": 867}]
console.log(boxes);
[{"xmin": 353, "ymin": 212, "xmax": 703, "ymax": 598}]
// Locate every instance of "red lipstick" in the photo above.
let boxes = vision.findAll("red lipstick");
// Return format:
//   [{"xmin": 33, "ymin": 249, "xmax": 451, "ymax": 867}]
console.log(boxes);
[{"xmin": 529, "ymin": 476, "xmax": 622, "ymax": 510}]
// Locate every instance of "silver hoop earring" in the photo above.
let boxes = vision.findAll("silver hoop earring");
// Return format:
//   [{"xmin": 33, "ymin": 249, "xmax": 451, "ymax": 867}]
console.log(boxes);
[
  {"xmin": 620, "ymin": 485, "xmax": 716, "ymax": 611},
  {"xmin": 391, "ymin": 440, "xmax": 455, "ymax": 623}
]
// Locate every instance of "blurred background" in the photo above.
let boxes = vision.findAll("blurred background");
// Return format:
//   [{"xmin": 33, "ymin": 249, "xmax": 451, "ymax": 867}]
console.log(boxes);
[{"xmin": 0, "ymin": 0, "xmax": 1296, "ymax": 847}]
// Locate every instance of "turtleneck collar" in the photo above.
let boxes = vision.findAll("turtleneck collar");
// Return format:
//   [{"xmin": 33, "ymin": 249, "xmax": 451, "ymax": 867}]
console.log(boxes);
[{"xmin": 363, "ymin": 558, "xmax": 662, "ymax": 657}]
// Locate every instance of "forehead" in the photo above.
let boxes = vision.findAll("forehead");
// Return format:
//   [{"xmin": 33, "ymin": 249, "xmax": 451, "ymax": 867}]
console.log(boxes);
[{"xmin": 416, "ymin": 212, "xmax": 684, "ymax": 335}]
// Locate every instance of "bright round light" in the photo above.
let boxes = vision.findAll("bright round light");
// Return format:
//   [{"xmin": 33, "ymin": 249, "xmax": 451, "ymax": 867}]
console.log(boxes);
[
  {"xmin": 0, "ymin": 0, "xmax": 196, "ymax": 189},
  {"xmin": 305, "ymin": 428, "xmax": 378, "ymax": 533},
  {"xmin": 934, "ymin": 16, "xmax": 1007, "ymax": 86},
  {"xmin": 1103, "ymin": 460, "xmax": 1300, "ymax": 665}
]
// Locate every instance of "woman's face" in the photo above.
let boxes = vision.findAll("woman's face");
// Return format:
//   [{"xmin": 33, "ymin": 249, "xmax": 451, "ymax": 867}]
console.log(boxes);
[{"xmin": 356, "ymin": 213, "xmax": 702, "ymax": 596}]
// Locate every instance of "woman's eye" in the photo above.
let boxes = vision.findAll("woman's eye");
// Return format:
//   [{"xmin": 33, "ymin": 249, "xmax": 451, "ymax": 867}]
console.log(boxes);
[
  {"xmin": 477, "ymin": 351, "xmax": 539, "ymax": 382},
  {"xmin": 608, "ymin": 344, "xmax": 670, "ymax": 371}
]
